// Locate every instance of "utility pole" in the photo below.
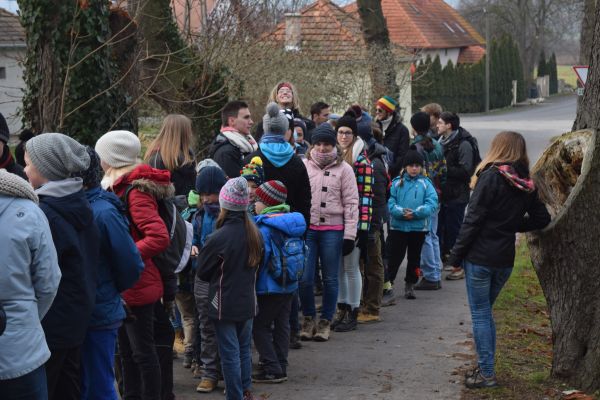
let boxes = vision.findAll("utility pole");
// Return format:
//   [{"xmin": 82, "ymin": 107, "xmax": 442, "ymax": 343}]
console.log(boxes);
[{"xmin": 484, "ymin": 7, "xmax": 490, "ymax": 113}]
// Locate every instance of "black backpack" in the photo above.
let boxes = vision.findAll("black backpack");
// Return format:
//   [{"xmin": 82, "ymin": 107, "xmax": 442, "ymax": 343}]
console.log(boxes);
[{"xmin": 460, "ymin": 134, "xmax": 482, "ymax": 172}]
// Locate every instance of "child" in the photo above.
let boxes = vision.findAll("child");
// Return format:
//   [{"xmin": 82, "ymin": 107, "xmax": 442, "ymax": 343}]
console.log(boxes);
[
  {"xmin": 192, "ymin": 164, "xmax": 227, "ymax": 393},
  {"xmin": 252, "ymin": 181, "xmax": 306, "ymax": 383},
  {"xmin": 293, "ymin": 118, "xmax": 309, "ymax": 156},
  {"xmin": 196, "ymin": 177, "xmax": 262, "ymax": 400},
  {"xmin": 387, "ymin": 149, "xmax": 438, "ymax": 300},
  {"xmin": 240, "ymin": 156, "xmax": 264, "ymax": 215}
]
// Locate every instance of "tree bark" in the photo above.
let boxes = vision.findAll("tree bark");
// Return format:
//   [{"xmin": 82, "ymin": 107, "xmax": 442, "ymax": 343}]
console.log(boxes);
[{"xmin": 580, "ymin": 0, "xmax": 597, "ymax": 65}]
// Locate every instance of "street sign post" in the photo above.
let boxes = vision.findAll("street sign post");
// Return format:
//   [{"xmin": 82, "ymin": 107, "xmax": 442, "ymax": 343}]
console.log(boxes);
[{"xmin": 573, "ymin": 66, "xmax": 589, "ymax": 86}]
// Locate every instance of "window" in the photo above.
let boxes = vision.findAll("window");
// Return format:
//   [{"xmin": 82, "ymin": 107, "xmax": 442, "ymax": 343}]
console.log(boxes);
[
  {"xmin": 454, "ymin": 23, "xmax": 466, "ymax": 33},
  {"xmin": 409, "ymin": 4, "xmax": 421, "ymax": 14},
  {"xmin": 444, "ymin": 49, "xmax": 448, "ymax": 56},
  {"xmin": 0, "ymin": 67, "xmax": 6, "ymax": 79},
  {"xmin": 443, "ymin": 22, "xmax": 455, "ymax": 33}
]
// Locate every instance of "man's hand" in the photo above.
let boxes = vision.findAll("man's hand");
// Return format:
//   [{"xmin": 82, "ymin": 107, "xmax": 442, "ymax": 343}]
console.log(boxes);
[{"xmin": 191, "ymin": 245, "xmax": 199, "ymax": 257}]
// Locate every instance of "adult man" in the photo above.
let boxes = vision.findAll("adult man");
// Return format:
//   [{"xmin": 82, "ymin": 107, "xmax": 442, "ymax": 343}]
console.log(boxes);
[
  {"xmin": 420, "ymin": 103, "xmax": 443, "ymax": 140},
  {"xmin": 437, "ymin": 112, "xmax": 476, "ymax": 281},
  {"xmin": 305, "ymin": 101, "xmax": 330, "ymax": 143},
  {"xmin": 0, "ymin": 113, "xmax": 26, "ymax": 179},
  {"xmin": 209, "ymin": 101, "xmax": 258, "ymax": 178},
  {"xmin": 374, "ymin": 96, "xmax": 410, "ymax": 178}
]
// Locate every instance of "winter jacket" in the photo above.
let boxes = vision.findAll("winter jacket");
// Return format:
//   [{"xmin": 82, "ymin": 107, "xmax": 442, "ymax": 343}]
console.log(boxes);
[
  {"xmin": 112, "ymin": 164, "xmax": 171, "ymax": 306},
  {"xmin": 37, "ymin": 179, "xmax": 100, "ymax": 349},
  {"xmin": 196, "ymin": 211, "xmax": 258, "ymax": 322},
  {"xmin": 303, "ymin": 152, "xmax": 359, "ymax": 240},
  {"xmin": 255, "ymin": 208, "xmax": 306, "ymax": 295},
  {"xmin": 147, "ymin": 150, "xmax": 196, "ymax": 196},
  {"xmin": 440, "ymin": 127, "xmax": 475, "ymax": 204},
  {"xmin": 210, "ymin": 130, "xmax": 257, "ymax": 178},
  {"xmin": 245, "ymin": 148, "xmax": 312, "ymax": 231},
  {"xmin": 378, "ymin": 112, "xmax": 410, "ymax": 178},
  {"xmin": 0, "ymin": 195, "xmax": 61, "ymax": 379},
  {"xmin": 448, "ymin": 163, "xmax": 550, "ymax": 268},
  {"xmin": 85, "ymin": 187, "xmax": 144, "ymax": 328},
  {"xmin": 388, "ymin": 173, "xmax": 438, "ymax": 232},
  {"xmin": 366, "ymin": 139, "xmax": 390, "ymax": 229},
  {"xmin": 0, "ymin": 147, "xmax": 26, "ymax": 180},
  {"xmin": 412, "ymin": 135, "xmax": 447, "ymax": 198},
  {"xmin": 348, "ymin": 138, "xmax": 373, "ymax": 232}
]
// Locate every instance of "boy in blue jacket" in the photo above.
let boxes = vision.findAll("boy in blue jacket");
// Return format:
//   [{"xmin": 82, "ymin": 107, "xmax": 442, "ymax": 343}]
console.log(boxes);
[
  {"xmin": 387, "ymin": 150, "xmax": 438, "ymax": 300},
  {"xmin": 252, "ymin": 180, "xmax": 306, "ymax": 383}
]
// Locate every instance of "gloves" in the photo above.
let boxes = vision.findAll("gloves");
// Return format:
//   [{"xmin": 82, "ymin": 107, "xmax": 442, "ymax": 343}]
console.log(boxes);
[{"xmin": 342, "ymin": 239, "xmax": 355, "ymax": 256}]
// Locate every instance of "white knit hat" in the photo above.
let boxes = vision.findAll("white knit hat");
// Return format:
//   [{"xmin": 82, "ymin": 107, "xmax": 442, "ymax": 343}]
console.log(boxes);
[{"xmin": 95, "ymin": 130, "xmax": 141, "ymax": 168}]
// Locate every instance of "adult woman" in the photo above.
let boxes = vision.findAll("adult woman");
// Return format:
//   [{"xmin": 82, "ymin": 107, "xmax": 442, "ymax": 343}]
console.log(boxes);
[
  {"xmin": 333, "ymin": 111, "xmax": 373, "ymax": 332},
  {"xmin": 300, "ymin": 123, "xmax": 358, "ymax": 342},
  {"xmin": 447, "ymin": 131, "xmax": 550, "ymax": 388},
  {"xmin": 254, "ymin": 82, "xmax": 306, "ymax": 141}
]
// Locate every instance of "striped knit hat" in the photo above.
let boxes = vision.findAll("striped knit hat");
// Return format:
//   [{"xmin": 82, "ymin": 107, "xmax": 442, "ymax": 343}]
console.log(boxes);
[
  {"xmin": 219, "ymin": 176, "xmax": 249, "ymax": 211},
  {"xmin": 255, "ymin": 180, "xmax": 287, "ymax": 207},
  {"xmin": 377, "ymin": 96, "xmax": 398, "ymax": 114}
]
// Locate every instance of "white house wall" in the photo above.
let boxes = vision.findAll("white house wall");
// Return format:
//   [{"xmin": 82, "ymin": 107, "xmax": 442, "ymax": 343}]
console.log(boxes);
[
  {"xmin": 0, "ymin": 48, "xmax": 25, "ymax": 136},
  {"xmin": 421, "ymin": 48, "xmax": 460, "ymax": 66}
]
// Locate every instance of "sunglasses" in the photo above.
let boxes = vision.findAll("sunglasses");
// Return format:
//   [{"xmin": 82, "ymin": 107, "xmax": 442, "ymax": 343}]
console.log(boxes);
[{"xmin": 375, "ymin": 108, "xmax": 385, "ymax": 113}]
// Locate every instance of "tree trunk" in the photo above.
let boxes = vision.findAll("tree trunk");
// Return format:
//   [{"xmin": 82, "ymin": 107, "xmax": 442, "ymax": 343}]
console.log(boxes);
[
  {"xmin": 580, "ymin": 0, "xmax": 597, "ymax": 65},
  {"xmin": 528, "ymin": 2, "xmax": 600, "ymax": 392},
  {"xmin": 356, "ymin": 0, "xmax": 399, "ymax": 106}
]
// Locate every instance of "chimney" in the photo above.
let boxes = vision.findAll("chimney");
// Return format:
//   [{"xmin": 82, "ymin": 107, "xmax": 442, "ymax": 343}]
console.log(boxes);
[{"xmin": 285, "ymin": 13, "xmax": 301, "ymax": 52}]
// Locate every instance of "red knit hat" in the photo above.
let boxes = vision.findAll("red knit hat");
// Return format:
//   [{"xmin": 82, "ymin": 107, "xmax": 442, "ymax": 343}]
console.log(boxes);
[{"xmin": 255, "ymin": 180, "xmax": 288, "ymax": 207}]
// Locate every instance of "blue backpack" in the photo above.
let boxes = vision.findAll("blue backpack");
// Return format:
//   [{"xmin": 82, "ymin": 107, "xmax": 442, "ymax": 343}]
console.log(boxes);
[{"xmin": 267, "ymin": 230, "xmax": 307, "ymax": 288}]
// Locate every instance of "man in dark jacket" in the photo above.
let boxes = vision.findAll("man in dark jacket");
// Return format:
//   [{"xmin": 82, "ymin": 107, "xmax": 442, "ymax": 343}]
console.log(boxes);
[
  {"xmin": 374, "ymin": 96, "xmax": 410, "ymax": 178},
  {"xmin": 305, "ymin": 101, "xmax": 331, "ymax": 144},
  {"xmin": 209, "ymin": 101, "xmax": 258, "ymax": 178},
  {"xmin": 24, "ymin": 133, "xmax": 100, "ymax": 400},
  {"xmin": 437, "ymin": 112, "xmax": 475, "ymax": 281},
  {"xmin": 0, "ymin": 112, "xmax": 27, "ymax": 180}
]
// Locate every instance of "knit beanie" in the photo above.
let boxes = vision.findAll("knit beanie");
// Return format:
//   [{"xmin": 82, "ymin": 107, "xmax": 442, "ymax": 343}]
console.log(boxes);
[
  {"xmin": 73, "ymin": 146, "xmax": 103, "ymax": 189},
  {"xmin": 196, "ymin": 158, "xmax": 221, "ymax": 174},
  {"xmin": 0, "ymin": 168, "xmax": 38, "ymax": 203},
  {"xmin": 95, "ymin": 130, "xmax": 141, "ymax": 169},
  {"xmin": 335, "ymin": 111, "xmax": 358, "ymax": 136},
  {"xmin": 25, "ymin": 133, "xmax": 90, "ymax": 181},
  {"xmin": 403, "ymin": 149, "xmax": 425, "ymax": 167},
  {"xmin": 377, "ymin": 96, "xmax": 398, "ymax": 114},
  {"xmin": 196, "ymin": 165, "xmax": 227, "ymax": 195},
  {"xmin": 255, "ymin": 180, "xmax": 287, "ymax": 207},
  {"xmin": 410, "ymin": 111, "xmax": 430, "ymax": 135},
  {"xmin": 241, "ymin": 156, "xmax": 264, "ymax": 186},
  {"xmin": 219, "ymin": 176, "xmax": 249, "ymax": 211},
  {"xmin": 0, "ymin": 112, "xmax": 9, "ymax": 144},
  {"xmin": 293, "ymin": 118, "xmax": 307, "ymax": 135},
  {"xmin": 349, "ymin": 105, "xmax": 364, "ymax": 119},
  {"xmin": 263, "ymin": 102, "xmax": 290, "ymax": 136},
  {"xmin": 310, "ymin": 122, "xmax": 337, "ymax": 146}
]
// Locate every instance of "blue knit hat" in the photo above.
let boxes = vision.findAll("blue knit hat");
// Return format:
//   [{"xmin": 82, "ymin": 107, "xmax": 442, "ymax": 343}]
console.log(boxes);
[
  {"xmin": 310, "ymin": 122, "xmax": 337, "ymax": 146},
  {"xmin": 196, "ymin": 165, "xmax": 227, "ymax": 194}
]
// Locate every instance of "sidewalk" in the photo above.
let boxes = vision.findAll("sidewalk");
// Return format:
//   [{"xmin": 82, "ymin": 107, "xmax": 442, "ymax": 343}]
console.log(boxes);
[{"xmin": 173, "ymin": 268, "xmax": 473, "ymax": 400}]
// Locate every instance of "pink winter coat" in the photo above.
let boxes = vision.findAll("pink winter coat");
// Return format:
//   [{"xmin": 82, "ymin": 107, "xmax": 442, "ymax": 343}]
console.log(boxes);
[{"xmin": 303, "ymin": 154, "xmax": 359, "ymax": 240}]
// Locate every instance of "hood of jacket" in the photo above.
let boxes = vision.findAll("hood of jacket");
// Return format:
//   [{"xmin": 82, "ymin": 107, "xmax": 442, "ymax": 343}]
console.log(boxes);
[
  {"xmin": 113, "ymin": 164, "xmax": 174, "ymax": 199},
  {"xmin": 259, "ymin": 134, "xmax": 295, "ymax": 168},
  {"xmin": 37, "ymin": 180, "xmax": 92, "ymax": 231},
  {"xmin": 255, "ymin": 211, "xmax": 306, "ymax": 237},
  {"xmin": 367, "ymin": 140, "xmax": 387, "ymax": 160},
  {"xmin": 487, "ymin": 162, "xmax": 534, "ymax": 193}
]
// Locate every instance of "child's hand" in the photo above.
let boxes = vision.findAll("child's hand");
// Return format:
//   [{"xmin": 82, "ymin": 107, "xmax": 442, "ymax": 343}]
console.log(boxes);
[
  {"xmin": 404, "ymin": 209, "xmax": 414, "ymax": 220},
  {"xmin": 191, "ymin": 245, "xmax": 199, "ymax": 257}
]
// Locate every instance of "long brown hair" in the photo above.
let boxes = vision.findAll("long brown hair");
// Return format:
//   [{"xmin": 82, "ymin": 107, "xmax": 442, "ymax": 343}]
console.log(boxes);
[
  {"xmin": 144, "ymin": 114, "xmax": 194, "ymax": 171},
  {"xmin": 471, "ymin": 131, "xmax": 529, "ymax": 188},
  {"xmin": 339, "ymin": 136, "xmax": 357, "ymax": 166},
  {"xmin": 216, "ymin": 209, "xmax": 263, "ymax": 268}
]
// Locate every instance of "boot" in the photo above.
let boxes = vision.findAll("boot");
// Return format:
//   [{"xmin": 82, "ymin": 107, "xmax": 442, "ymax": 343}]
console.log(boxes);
[
  {"xmin": 289, "ymin": 331, "xmax": 302, "ymax": 349},
  {"xmin": 300, "ymin": 316, "xmax": 316, "ymax": 341},
  {"xmin": 334, "ymin": 308, "xmax": 358, "ymax": 332},
  {"xmin": 313, "ymin": 319, "xmax": 331, "ymax": 342},
  {"xmin": 173, "ymin": 328, "xmax": 185, "ymax": 354},
  {"xmin": 404, "ymin": 283, "xmax": 416, "ymax": 300},
  {"xmin": 331, "ymin": 303, "xmax": 349, "ymax": 330}
]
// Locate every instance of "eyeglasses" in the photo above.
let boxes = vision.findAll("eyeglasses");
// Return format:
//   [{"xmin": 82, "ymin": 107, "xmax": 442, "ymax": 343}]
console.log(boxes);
[
  {"xmin": 375, "ymin": 108, "xmax": 385, "ymax": 113},
  {"xmin": 337, "ymin": 131, "xmax": 353, "ymax": 137}
]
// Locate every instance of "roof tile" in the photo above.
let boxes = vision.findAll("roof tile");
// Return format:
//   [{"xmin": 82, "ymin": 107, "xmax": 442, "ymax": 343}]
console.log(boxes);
[{"xmin": 0, "ymin": 8, "xmax": 25, "ymax": 48}]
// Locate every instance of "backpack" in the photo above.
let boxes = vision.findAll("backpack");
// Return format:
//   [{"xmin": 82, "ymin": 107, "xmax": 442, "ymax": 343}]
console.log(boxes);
[
  {"xmin": 461, "ymin": 135, "xmax": 482, "ymax": 172},
  {"xmin": 122, "ymin": 185, "xmax": 193, "ymax": 275},
  {"xmin": 267, "ymin": 229, "xmax": 307, "ymax": 288}
]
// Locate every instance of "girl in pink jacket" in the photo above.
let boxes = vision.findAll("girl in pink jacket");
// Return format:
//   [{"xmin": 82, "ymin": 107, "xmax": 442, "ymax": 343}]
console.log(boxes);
[{"xmin": 300, "ymin": 123, "xmax": 359, "ymax": 342}]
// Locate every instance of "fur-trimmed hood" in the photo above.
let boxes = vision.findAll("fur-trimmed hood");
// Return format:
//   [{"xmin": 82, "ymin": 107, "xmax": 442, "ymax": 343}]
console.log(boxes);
[{"xmin": 112, "ymin": 164, "xmax": 174, "ymax": 199}]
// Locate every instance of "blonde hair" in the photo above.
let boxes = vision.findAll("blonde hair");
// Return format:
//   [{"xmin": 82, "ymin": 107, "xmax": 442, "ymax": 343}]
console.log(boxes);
[
  {"xmin": 338, "ymin": 133, "xmax": 357, "ymax": 166},
  {"xmin": 471, "ymin": 131, "xmax": 529, "ymax": 188},
  {"xmin": 268, "ymin": 81, "xmax": 300, "ymax": 112},
  {"xmin": 102, "ymin": 163, "xmax": 138, "ymax": 190},
  {"xmin": 216, "ymin": 209, "xmax": 263, "ymax": 268},
  {"xmin": 421, "ymin": 103, "xmax": 443, "ymax": 119},
  {"xmin": 144, "ymin": 114, "xmax": 194, "ymax": 171}
]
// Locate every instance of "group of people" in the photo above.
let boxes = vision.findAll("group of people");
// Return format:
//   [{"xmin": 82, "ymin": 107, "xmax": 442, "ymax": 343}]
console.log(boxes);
[{"xmin": 0, "ymin": 79, "xmax": 551, "ymax": 400}]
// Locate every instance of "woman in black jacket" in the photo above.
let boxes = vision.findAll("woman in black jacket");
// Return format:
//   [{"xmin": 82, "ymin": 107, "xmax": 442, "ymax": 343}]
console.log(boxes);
[{"xmin": 448, "ymin": 131, "xmax": 550, "ymax": 389}]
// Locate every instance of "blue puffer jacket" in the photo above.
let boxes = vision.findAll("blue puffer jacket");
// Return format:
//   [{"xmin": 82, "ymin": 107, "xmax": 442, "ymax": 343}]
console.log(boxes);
[
  {"xmin": 388, "ymin": 173, "xmax": 438, "ymax": 232},
  {"xmin": 255, "ymin": 210, "xmax": 306, "ymax": 295},
  {"xmin": 85, "ymin": 187, "xmax": 144, "ymax": 328}
]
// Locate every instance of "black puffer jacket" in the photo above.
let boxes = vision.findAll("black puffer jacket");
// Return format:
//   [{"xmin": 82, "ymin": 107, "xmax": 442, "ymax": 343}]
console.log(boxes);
[
  {"xmin": 378, "ymin": 112, "xmax": 410, "ymax": 178},
  {"xmin": 196, "ymin": 211, "xmax": 258, "ymax": 322},
  {"xmin": 366, "ymin": 139, "xmax": 390, "ymax": 230},
  {"xmin": 209, "ymin": 134, "xmax": 248, "ymax": 178},
  {"xmin": 147, "ymin": 150, "xmax": 196, "ymax": 196},
  {"xmin": 448, "ymin": 163, "xmax": 550, "ymax": 269},
  {"xmin": 440, "ymin": 127, "xmax": 475, "ymax": 204}
]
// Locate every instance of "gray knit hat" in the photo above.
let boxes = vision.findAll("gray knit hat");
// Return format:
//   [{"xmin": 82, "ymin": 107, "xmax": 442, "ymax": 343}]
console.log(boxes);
[
  {"xmin": 25, "ymin": 133, "xmax": 90, "ymax": 181},
  {"xmin": 0, "ymin": 168, "xmax": 38, "ymax": 203},
  {"xmin": 95, "ymin": 130, "xmax": 141, "ymax": 169},
  {"xmin": 262, "ymin": 102, "xmax": 290, "ymax": 136},
  {"xmin": 219, "ymin": 176, "xmax": 249, "ymax": 212}
]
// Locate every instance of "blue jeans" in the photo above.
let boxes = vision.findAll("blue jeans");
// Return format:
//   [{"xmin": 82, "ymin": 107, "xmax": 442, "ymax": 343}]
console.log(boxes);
[
  {"xmin": 420, "ymin": 208, "xmax": 442, "ymax": 282},
  {"xmin": 213, "ymin": 319, "xmax": 253, "ymax": 400},
  {"xmin": 0, "ymin": 365, "xmax": 48, "ymax": 400},
  {"xmin": 438, "ymin": 201, "xmax": 467, "ymax": 257},
  {"xmin": 464, "ymin": 261, "xmax": 513, "ymax": 377},
  {"xmin": 299, "ymin": 229, "xmax": 344, "ymax": 321},
  {"xmin": 81, "ymin": 326, "xmax": 120, "ymax": 400}
]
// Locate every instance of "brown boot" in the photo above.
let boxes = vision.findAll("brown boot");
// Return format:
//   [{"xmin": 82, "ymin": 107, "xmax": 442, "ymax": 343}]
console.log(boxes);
[{"xmin": 173, "ymin": 328, "xmax": 185, "ymax": 354}]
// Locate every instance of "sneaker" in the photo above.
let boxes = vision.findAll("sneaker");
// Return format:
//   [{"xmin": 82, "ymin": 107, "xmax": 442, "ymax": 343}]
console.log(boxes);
[
  {"xmin": 465, "ymin": 368, "xmax": 498, "ymax": 389},
  {"xmin": 289, "ymin": 331, "xmax": 302, "ymax": 349},
  {"xmin": 446, "ymin": 267, "xmax": 465, "ymax": 280},
  {"xmin": 414, "ymin": 278, "xmax": 442, "ymax": 290},
  {"xmin": 196, "ymin": 378, "xmax": 217, "ymax": 393},
  {"xmin": 404, "ymin": 283, "xmax": 416, "ymax": 299},
  {"xmin": 357, "ymin": 312, "xmax": 381, "ymax": 324},
  {"xmin": 443, "ymin": 264, "xmax": 455, "ymax": 272},
  {"xmin": 313, "ymin": 319, "xmax": 331, "ymax": 342},
  {"xmin": 182, "ymin": 353, "xmax": 193, "ymax": 368},
  {"xmin": 252, "ymin": 371, "xmax": 286, "ymax": 383},
  {"xmin": 300, "ymin": 316, "xmax": 316, "ymax": 341},
  {"xmin": 381, "ymin": 289, "xmax": 396, "ymax": 307}
]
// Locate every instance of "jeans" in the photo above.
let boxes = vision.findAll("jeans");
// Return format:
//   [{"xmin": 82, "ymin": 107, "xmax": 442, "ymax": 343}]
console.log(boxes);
[
  {"xmin": 360, "ymin": 228, "xmax": 384, "ymax": 314},
  {"xmin": 438, "ymin": 201, "xmax": 467, "ymax": 258},
  {"xmin": 0, "ymin": 365, "xmax": 48, "ymax": 400},
  {"xmin": 45, "ymin": 346, "xmax": 81, "ymax": 400},
  {"xmin": 299, "ymin": 229, "xmax": 344, "ymax": 321},
  {"xmin": 81, "ymin": 326, "xmax": 120, "ymax": 400},
  {"xmin": 420, "ymin": 208, "xmax": 442, "ymax": 282},
  {"xmin": 338, "ymin": 246, "xmax": 362, "ymax": 308},
  {"xmin": 253, "ymin": 294, "xmax": 293, "ymax": 375},
  {"xmin": 464, "ymin": 261, "xmax": 513, "ymax": 377},
  {"xmin": 170, "ymin": 306, "xmax": 182, "ymax": 330},
  {"xmin": 213, "ymin": 319, "xmax": 253, "ymax": 400}
]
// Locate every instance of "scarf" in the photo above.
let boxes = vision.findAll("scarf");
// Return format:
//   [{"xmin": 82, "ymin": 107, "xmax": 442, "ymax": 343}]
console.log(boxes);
[
  {"xmin": 0, "ymin": 168, "xmax": 38, "ymax": 203},
  {"xmin": 259, "ymin": 133, "xmax": 294, "ymax": 168},
  {"xmin": 351, "ymin": 137, "xmax": 365, "ymax": 164},
  {"xmin": 0, "ymin": 147, "xmax": 15, "ymax": 170},
  {"xmin": 494, "ymin": 165, "xmax": 535, "ymax": 193},
  {"xmin": 203, "ymin": 202, "xmax": 221, "ymax": 217},
  {"xmin": 380, "ymin": 116, "xmax": 393, "ymax": 135},
  {"xmin": 310, "ymin": 147, "xmax": 338, "ymax": 168},
  {"xmin": 439, "ymin": 129, "xmax": 459, "ymax": 147},
  {"xmin": 220, "ymin": 127, "xmax": 258, "ymax": 154}
]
